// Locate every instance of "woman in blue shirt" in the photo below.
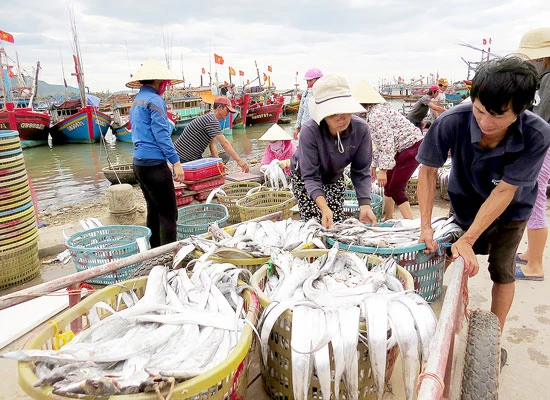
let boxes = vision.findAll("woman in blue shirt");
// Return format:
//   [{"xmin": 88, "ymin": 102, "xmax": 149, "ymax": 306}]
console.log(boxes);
[{"xmin": 126, "ymin": 59, "xmax": 185, "ymax": 248}]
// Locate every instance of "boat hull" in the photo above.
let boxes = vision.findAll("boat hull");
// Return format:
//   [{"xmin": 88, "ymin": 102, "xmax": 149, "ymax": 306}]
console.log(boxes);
[
  {"xmin": 0, "ymin": 105, "xmax": 50, "ymax": 148},
  {"xmin": 112, "ymin": 122, "xmax": 132, "ymax": 143},
  {"xmin": 245, "ymin": 102, "xmax": 284, "ymax": 126},
  {"xmin": 50, "ymin": 106, "xmax": 111, "ymax": 144}
]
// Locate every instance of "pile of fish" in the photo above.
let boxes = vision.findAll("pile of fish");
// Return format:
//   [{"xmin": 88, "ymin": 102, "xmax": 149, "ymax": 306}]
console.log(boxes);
[
  {"xmin": 259, "ymin": 244, "xmax": 437, "ymax": 400},
  {"xmin": 1, "ymin": 255, "xmax": 254, "ymax": 397},
  {"xmin": 319, "ymin": 216, "xmax": 463, "ymax": 249},
  {"xmin": 188, "ymin": 218, "xmax": 325, "ymax": 258}
]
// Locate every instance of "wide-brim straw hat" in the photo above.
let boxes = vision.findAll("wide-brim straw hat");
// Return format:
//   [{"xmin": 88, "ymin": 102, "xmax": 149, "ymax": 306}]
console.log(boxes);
[
  {"xmin": 513, "ymin": 27, "xmax": 550, "ymax": 60},
  {"xmin": 351, "ymin": 80, "xmax": 386, "ymax": 105},
  {"xmin": 258, "ymin": 124, "xmax": 292, "ymax": 141},
  {"xmin": 438, "ymin": 78, "xmax": 449, "ymax": 86},
  {"xmin": 308, "ymin": 74, "xmax": 365, "ymax": 125},
  {"xmin": 126, "ymin": 59, "xmax": 184, "ymax": 89}
]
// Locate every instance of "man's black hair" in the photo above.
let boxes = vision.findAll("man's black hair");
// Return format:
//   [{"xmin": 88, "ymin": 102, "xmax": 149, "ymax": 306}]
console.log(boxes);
[{"xmin": 470, "ymin": 56, "xmax": 539, "ymax": 115}]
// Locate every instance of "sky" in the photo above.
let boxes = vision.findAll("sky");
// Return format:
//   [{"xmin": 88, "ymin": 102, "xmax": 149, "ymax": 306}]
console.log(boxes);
[{"xmin": 1, "ymin": 0, "xmax": 550, "ymax": 95}]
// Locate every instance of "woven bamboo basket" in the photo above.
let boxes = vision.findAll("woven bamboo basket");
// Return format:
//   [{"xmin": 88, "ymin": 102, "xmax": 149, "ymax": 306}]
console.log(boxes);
[
  {"xmin": 236, "ymin": 190, "xmax": 296, "ymax": 222},
  {"xmin": 216, "ymin": 181, "xmax": 262, "ymax": 224}
]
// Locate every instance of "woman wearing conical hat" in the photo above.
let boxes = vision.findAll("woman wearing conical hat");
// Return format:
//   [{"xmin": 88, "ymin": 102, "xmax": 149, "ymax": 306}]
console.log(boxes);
[
  {"xmin": 258, "ymin": 124, "xmax": 296, "ymax": 175},
  {"xmin": 127, "ymin": 59, "xmax": 185, "ymax": 248},
  {"xmin": 352, "ymin": 80, "xmax": 423, "ymax": 220}
]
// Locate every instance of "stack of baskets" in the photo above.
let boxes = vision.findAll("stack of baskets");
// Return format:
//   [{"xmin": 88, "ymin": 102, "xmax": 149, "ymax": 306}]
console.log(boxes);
[
  {"xmin": 250, "ymin": 249, "xmax": 414, "ymax": 399},
  {"xmin": 236, "ymin": 189, "xmax": 296, "ymax": 222},
  {"xmin": 0, "ymin": 130, "xmax": 40, "ymax": 289},
  {"xmin": 215, "ymin": 181, "xmax": 262, "ymax": 224},
  {"xmin": 18, "ymin": 276, "xmax": 259, "ymax": 400},
  {"xmin": 343, "ymin": 190, "xmax": 384, "ymax": 221},
  {"xmin": 65, "ymin": 225, "xmax": 151, "ymax": 285},
  {"xmin": 327, "ymin": 222, "xmax": 450, "ymax": 302},
  {"xmin": 176, "ymin": 203, "xmax": 229, "ymax": 240},
  {"xmin": 405, "ymin": 165, "xmax": 421, "ymax": 205}
]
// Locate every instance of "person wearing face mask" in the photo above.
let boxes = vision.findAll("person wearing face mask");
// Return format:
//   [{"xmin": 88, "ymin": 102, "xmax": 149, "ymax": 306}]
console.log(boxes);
[
  {"xmin": 258, "ymin": 124, "xmax": 296, "ymax": 174},
  {"xmin": 293, "ymin": 67, "xmax": 323, "ymax": 140},
  {"xmin": 127, "ymin": 59, "xmax": 185, "ymax": 248},
  {"xmin": 513, "ymin": 27, "xmax": 550, "ymax": 281},
  {"xmin": 290, "ymin": 74, "xmax": 377, "ymax": 228}
]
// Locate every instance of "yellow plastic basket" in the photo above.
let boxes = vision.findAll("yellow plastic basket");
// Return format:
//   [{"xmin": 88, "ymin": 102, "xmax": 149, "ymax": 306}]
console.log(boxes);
[
  {"xmin": 0, "ymin": 239, "xmax": 40, "ymax": 290},
  {"xmin": 216, "ymin": 181, "xmax": 262, "ymax": 224},
  {"xmin": 18, "ymin": 276, "xmax": 260, "ymax": 400},
  {"xmin": 250, "ymin": 249, "xmax": 413, "ymax": 400},
  {"xmin": 236, "ymin": 189, "xmax": 296, "ymax": 222}
]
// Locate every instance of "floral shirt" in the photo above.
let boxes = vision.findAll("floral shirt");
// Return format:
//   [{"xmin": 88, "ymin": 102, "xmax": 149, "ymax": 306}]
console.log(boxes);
[
  {"xmin": 294, "ymin": 89, "xmax": 313, "ymax": 129},
  {"xmin": 366, "ymin": 103, "xmax": 424, "ymax": 170}
]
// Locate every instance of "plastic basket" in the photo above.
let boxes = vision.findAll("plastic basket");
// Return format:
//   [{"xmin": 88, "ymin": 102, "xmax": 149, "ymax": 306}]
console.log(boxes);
[
  {"xmin": 186, "ymin": 176, "xmax": 225, "ymax": 191},
  {"xmin": 406, "ymin": 177, "xmax": 418, "ymax": 205},
  {"xmin": 343, "ymin": 190, "xmax": 383, "ymax": 221},
  {"xmin": 236, "ymin": 190, "xmax": 296, "ymax": 222},
  {"xmin": 0, "ymin": 239, "xmax": 39, "ymax": 290},
  {"xmin": 176, "ymin": 204, "xmax": 229, "ymax": 240},
  {"xmin": 326, "ymin": 223, "xmax": 450, "ymax": 302},
  {"xmin": 183, "ymin": 163, "xmax": 225, "ymax": 181},
  {"xmin": 18, "ymin": 276, "xmax": 259, "ymax": 400},
  {"xmin": 65, "ymin": 225, "xmax": 152, "ymax": 285},
  {"xmin": 250, "ymin": 249, "xmax": 413, "ymax": 399},
  {"xmin": 176, "ymin": 193, "xmax": 195, "ymax": 207},
  {"xmin": 216, "ymin": 181, "xmax": 262, "ymax": 224}
]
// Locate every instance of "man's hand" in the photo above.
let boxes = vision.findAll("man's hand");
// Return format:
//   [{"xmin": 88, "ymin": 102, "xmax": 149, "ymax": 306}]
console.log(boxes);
[
  {"xmin": 419, "ymin": 227, "xmax": 438, "ymax": 253},
  {"xmin": 359, "ymin": 205, "xmax": 376, "ymax": 226},
  {"xmin": 450, "ymin": 237, "xmax": 479, "ymax": 277},
  {"xmin": 172, "ymin": 162, "xmax": 185, "ymax": 183},
  {"xmin": 238, "ymin": 159, "xmax": 250, "ymax": 173}
]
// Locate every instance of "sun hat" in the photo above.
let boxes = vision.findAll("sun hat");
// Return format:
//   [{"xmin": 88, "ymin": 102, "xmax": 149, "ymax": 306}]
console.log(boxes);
[
  {"xmin": 438, "ymin": 78, "xmax": 449, "ymax": 86},
  {"xmin": 308, "ymin": 74, "xmax": 365, "ymax": 125},
  {"xmin": 258, "ymin": 124, "xmax": 293, "ymax": 141},
  {"xmin": 303, "ymin": 67, "xmax": 324, "ymax": 81},
  {"xmin": 351, "ymin": 80, "xmax": 386, "ymax": 104},
  {"xmin": 126, "ymin": 59, "xmax": 183, "ymax": 89},
  {"xmin": 513, "ymin": 27, "xmax": 550, "ymax": 60},
  {"xmin": 428, "ymin": 85, "xmax": 440, "ymax": 93},
  {"xmin": 214, "ymin": 97, "xmax": 236, "ymax": 113}
]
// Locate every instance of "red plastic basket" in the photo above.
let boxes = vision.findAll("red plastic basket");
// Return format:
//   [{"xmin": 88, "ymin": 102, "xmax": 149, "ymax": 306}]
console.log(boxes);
[
  {"xmin": 183, "ymin": 163, "xmax": 225, "ymax": 181},
  {"xmin": 186, "ymin": 176, "xmax": 225, "ymax": 191},
  {"xmin": 176, "ymin": 194, "xmax": 195, "ymax": 207},
  {"xmin": 195, "ymin": 189, "xmax": 214, "ymax": 201}
]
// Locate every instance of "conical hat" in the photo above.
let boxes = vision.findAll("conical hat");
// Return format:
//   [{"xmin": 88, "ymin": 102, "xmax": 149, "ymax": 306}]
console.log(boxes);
[
  {"xmin": 513, "ymin": 27, "xmax": 550, "ymax": 60},
  {"xmin": 258, "ymin": 124, "xmax": 292, "ymax": 141},
  {"xmin": 351, "ymin": 80, "xmax": 386, "ymax": 104},
  {"xmin": 126, "ymin": 59, "xmax": 184, "ymax": 89}
]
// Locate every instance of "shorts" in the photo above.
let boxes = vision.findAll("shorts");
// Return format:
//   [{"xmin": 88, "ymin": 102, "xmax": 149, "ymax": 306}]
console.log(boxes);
[{"xmin": 452, "ymin": 219, "xmax": 527, "ymax": 284}]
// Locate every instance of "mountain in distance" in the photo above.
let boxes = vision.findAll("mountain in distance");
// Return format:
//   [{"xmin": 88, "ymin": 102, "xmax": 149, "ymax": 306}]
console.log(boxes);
[{"xmin": 35, "ymin": 80, "xmax": 79, "ymax": 98}]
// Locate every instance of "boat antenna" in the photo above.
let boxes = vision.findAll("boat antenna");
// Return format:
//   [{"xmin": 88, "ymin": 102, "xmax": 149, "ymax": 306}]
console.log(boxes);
[{"xmin": 69, "ymin": 7, "xmax": 87, "ymax": 108}]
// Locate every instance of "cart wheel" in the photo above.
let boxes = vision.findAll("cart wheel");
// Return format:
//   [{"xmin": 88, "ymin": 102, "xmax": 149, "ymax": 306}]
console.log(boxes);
[{"xmin": 460, "ymin": 310, "xmax": 500, "ymax": 400}]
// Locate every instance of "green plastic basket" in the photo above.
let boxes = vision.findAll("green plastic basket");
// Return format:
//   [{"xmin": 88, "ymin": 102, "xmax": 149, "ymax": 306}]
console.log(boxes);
[
  {"xmin": 343, "ymin": 190, "xmax": 383, "ymax": 221},
  {"xmin": 177, "ymin": 203, "xmax": 229, "ymax": 240},
  {"xmin": 327, "ymin": 222, "xmax": 450, "ymax": 302},
  {"xmin": 65, "ymin": 225, "xmax": 151, "ymax": 285}
]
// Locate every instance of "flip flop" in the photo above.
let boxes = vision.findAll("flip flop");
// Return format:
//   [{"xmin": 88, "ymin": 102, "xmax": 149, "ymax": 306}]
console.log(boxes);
[
  {"xmin": 514, "ymin": 265, "xmax": 544, "ymax": 281},
  {"xmin": 515, "ymin": 253, "xmax": 527, "ymax": 265}
]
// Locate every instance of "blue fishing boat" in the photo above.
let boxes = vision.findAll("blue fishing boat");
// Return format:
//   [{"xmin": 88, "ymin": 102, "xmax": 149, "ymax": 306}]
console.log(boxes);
[{"xmin": 166, "ymin": 95, "xmax": 202, "ymax": 135}]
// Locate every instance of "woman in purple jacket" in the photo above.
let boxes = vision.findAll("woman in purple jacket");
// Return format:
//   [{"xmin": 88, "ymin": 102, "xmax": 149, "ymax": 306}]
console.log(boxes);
[{"xmin": 290, "ymin": 74, "xmax": 377, "ymax": 228}]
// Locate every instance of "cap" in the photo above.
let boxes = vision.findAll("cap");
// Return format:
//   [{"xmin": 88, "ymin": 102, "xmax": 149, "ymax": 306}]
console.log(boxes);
[
  {"xmin": 214, "ymin": 97, "xmax": 236, "ymax": 113},
  {"xmin": 429, "ymin": 85, "xmax": 440, "ymax": 92}
]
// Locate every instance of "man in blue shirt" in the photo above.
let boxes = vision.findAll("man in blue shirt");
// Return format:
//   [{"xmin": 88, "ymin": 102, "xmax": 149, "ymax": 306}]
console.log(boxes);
[
  {"xmin": 127, "ymin": 59, "xmax": 185, "ymax": 248},
  {"xmin": 416, "ymin": 57, "xmax": 550, "ymax": 350}
]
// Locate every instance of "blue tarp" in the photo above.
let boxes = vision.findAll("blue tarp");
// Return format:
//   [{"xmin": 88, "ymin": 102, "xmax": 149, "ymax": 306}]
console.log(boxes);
[{"xmin": 86, "ymin": 94, "xmax": 100, "ymax": 106}]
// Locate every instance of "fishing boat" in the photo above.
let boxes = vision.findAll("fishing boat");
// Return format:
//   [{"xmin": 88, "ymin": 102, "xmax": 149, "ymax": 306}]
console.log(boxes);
[
  {"xmin": 166, "ymin": 95, "xmax": 203, "ymax": 135},
  {"xmin": 0, "ymin": 48, "xmax": 50, "ymax": 148},
  {"xmin": 109, "ymin": 94, "xmax": 134, "ymax": 143},
  {"xmin": 48, "ymin": 14, "xmax": 111, "ymax": 144},
  {"xmin": 233, "ymin": 92, "xmax": 284, "ymax": 127},
  {"xmin": 283, "ymin": 100, "xmax": 300, "ymax": 115}
]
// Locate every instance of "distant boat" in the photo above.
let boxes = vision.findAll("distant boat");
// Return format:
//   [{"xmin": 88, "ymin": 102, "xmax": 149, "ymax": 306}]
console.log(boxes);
[
  {"xmin": 234, "ymin": 92, "xmax": 284, "ymax": 127},
  {"xmin": 0, "ymin": 49, "xmax": 50, "ymax": 148},
  {"xmin": 48, "ymin": 12, "xmax": 111, "ymax": 144},
  {"xmin": 166, "ymin": 95, "xmax": 202, "ymax": 135},
  {"xmin": 283, "ymin": 100, "xmax": 300, "ymax": 115}
]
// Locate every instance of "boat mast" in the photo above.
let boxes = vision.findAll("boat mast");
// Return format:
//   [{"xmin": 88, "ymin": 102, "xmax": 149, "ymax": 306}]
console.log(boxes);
[
  {"xmin": 69, "ymin": 8, "xmax": 87, "ymax": 108},
  {"xmin": 0, "ymin": 48, "xmax": 7, "ymax": 107},
  {"xmin": 28, "ymin": 61, "xmax": 40, "ymax": 110},
  {"xmin": 255, "ymin": 60, "xmax": 261, "ymax": 88}
]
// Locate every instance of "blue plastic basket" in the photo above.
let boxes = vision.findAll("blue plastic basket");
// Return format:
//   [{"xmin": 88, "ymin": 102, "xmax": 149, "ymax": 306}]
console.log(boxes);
[
  {"xmin": 343, "ymin": 191, "xmax": 383, "ymax": 221},
  {"xmin": 65, "ymin": 225, "xmax": 151, "ymax": 285},
  {"xmin": 326, "ymin": 222, "xmax": 450, "ymax": 302},
  {"xmin": 181, "ymin": 157, "xmax": 223, "ymax": 169},
  {"xmin": 177, "ymin": 203, "xmax": 229, "ymax": 240}
]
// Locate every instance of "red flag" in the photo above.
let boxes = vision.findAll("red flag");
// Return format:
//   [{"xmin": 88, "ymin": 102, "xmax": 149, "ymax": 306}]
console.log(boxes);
[
  {"xmin": 267, "ymin": 65, "xmax": 272, "ymax": 72},
  {"xmin": 201, "ymin": 67, "xmax": 206, "ymax": 74},
  {"xmin": 72, "ymin": 54, "xmax": 81, "ymax": 83},
  {"xmin": 482, "ymin": 38, "xmax": 487, "ymax": 45},
  {"xmin": 263, "ymin": 73, "xmax": 268, "ymax": 82},
  {"xmin": 0, "ymin": 29, "xmax": 14, "ymax": 43},
  {"xmin": 239, "ymin": 70, "xmax": 244, "ymax": 76},
  {"xmin": 228, "ymin": 66, "xmax": 236, "ymax": 76},
  {"xmin": 214, "ymin": 53, "xmax": 224, "ymax": 65},
  {"xmin": 7, "ymin": 66, "xmax": 15, "ymax": 78}
]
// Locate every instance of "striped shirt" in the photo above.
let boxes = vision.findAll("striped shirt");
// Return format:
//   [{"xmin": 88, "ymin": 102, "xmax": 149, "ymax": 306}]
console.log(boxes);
[{"xmin": 174, "ymin": 113, "xmax": 221, "ymax": 162}]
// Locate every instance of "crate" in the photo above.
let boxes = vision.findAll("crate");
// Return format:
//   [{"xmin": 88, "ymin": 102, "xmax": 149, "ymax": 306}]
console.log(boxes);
[
  {"xmin": 326, "ymin": 224, "xmax": 450, "ymax": 302},
  {"xmin": 176, "ymin": 204, "xmax": 229, "ymax": 240},
  {"xmin": 18, "ymin": 276, "xmax": 259, "ymax": 400},
  {"xmin": 186, "ymin": 176, "xmax": 225, "ymax": 191},
  {"xmin": 343, "ymin": 191, "xmax": 383, "ymax": 221},
  {"xmin": 0, "ymin": 239, "xmax": 39, "ymax": 290},
  {"xmin": 236, "ymin": 190, "xmax": 296, "ymax": 222},
  {"xmin": 195, "ymin": 189, "xmax": 215, "ymax": 201},
  {"xmin": 65, "ymin": 225, "xmax": 152, "ymax": 285},
  {"xmin": 216, "ymin": 181, "xmax": 262, "ymax": 224},
  {"xmin": 250, "ymin": 249, "xmax": 413, "ymax": 400},
  {"xmin": 182, "ymin": 162, "xmax": 225, "ymax": 181},
  {"xmin": 176, "ymin": 193, "xmax": 195, "ymax": 207},
  {"xmin": 181, "ymin": 157, "xmax": 223, "ymax": 169}
]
